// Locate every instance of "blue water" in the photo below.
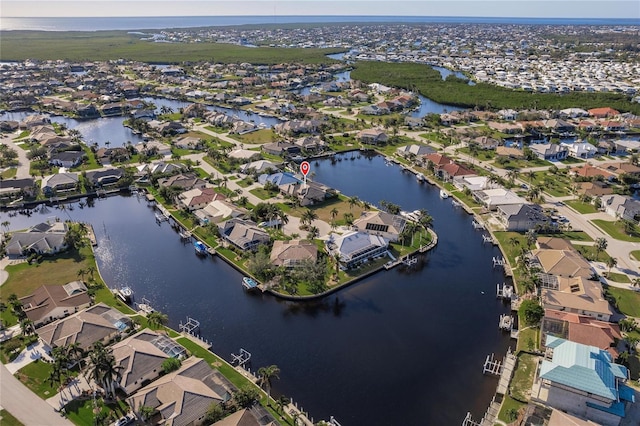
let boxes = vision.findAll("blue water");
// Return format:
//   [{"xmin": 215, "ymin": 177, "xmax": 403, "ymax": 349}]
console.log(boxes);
[{"xmin": 2, "ymin": 16, "xmax": 637, "ymax": 31}]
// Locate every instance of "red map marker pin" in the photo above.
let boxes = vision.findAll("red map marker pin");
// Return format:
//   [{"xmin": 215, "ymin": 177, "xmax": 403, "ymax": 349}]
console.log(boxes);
[{"xmin": 300, "ymin": 161, "xmax": 310, "ymax": 177}]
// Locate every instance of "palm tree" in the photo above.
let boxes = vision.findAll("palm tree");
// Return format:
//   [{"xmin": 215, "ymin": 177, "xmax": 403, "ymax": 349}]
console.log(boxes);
[
  {"xmin": 257, "ymin": 365, "xmax": 280, "ymax": 403},
  {"xmin": 306, "ymin": 226, "xmax": 319, "ymax": 240},
  {"xmin": 86, "ymin": 266, "xmax": 96, "ymax": 282},
  {"xmin": 77, "ymin": 268, "xmax": 86, "ymax": 281},
  {"xmin": 606, "ymin": 257, "xmax": 618, "ymax": 276},
  {"xmin": 525, "ymin": 229, "xmax": 537, "ymax": 250},
  {"xmin": 86, "ymin": 342, "xmax": 122, "ymax": 400},
  {"xmin": 632, "ymin": 278, "xmax": 640, "ymax": 288},
  {"xmin": 330, "ymin": 208, "xmax": 338, "ymax": 222},
  {"xmin": 147, "ymin": 311, "xmax": 169, "ymax": 330},
  {"xmin": 594, "ymin": 237, "xmax": 608, "ymax": 261},
  {"xmin": 348, "ymin": 196, "xmax": 360, "ymax": 210},
  {"xmin": 301, "ymin": 209, "xmax": 318, "ymax": 228},
  {"xmin": 343, "ymin": 212, "xmax": 354, "ymax": 226},
  {"xmin": 1, "ymin": 220, "xmax": 10, "ymax": 233}
]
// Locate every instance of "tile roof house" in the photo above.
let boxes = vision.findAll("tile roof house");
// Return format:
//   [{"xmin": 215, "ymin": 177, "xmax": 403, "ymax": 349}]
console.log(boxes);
[
  {"xmin": 396, "ymin": 144, "xmax": 435, "ymax": 158},
  {"xmin": 588, "ymin": 107, "xmax": 620, "ymax": 119},
  {"xmin": 218, "ymin": 218, "xmax": 270, "ymax": 251},
  {"xmin": 473, "ymin": 188, "xmax": 528, "ymax": 211},
  {"xmin": 532, "ymin": 336, "xmax": 633, "ymax": 426},
  {"xmin": 279, "ymin": 181, "xmax": 337, "ymax": 206},
  {"xmin": 541, "ymin": 276, "xmax": 614, "ymax": 321},
  {"xmin": 178, "ymin": 187, "xmax": 220, "ymax": 211},
  {"xmin": 42, "ymin": 172, "xmax": 79, "ymax": 195},
  {"xmin": 128, "ymin": 357, "xmax": 233, "ymax": 426},
  {"xmin": 575, "ymin": 181, "xmax": 613, "ymax": 198},
  {"xmin": 438, "ymin": 162, "xmax": 475, "ymax": 181},
  {"xmin": 353, "ymin": 211, "xmax": 406, "ymax": 242},
  {"xmin": 19, "ymin": 281, "xmax": 91, "ymax": 327},
  {"xmin": 531, "ymin": 249, "xmax": 593, "ymax": 279},
  {"xmin": 541, "ymin": 309, "xmax": 622, "ymax": 358},
  {"xmin": 270, "ymin": 240, "xmax": 318, "ymax": 268},
  {"xmin": 112, "ymin": 330, "xmax": 186, "ymax": 395},
  {"xmin": 195, "ymin": 199, "xmax": 246, "ymax": 225},
  {"xmin": 570, "ymin": 164, "xmax": 615, "ymax": 181},
  {"xmin": 37, "ymin": 303, "xmax": 131, "ymax": 351},
  {"xmin": 325, "ymin": 231, "xmax": 389, "ymax": 269},
  {"xmin": 497, "ymin": 203, "xmax": 552, "ymax": 231},
  {"xmin": 158, "ymin": 173, "xmax": 208, "ymax": 190},
  {"xmin": 212, "ymin": 407, "xmax": 277, "ymax": 426},
  {"xmin": 5, "ymin": 221, "xmax": 68, "ymax": 257},
  {"xmin": 357, "ymin": 129, "xmax": 389, "ymax": 144}
]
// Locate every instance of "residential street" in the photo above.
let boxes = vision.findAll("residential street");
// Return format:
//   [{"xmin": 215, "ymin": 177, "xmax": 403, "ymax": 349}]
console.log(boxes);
[{"xmin": 0, "ymin": 364, "xmax": 74, "ymax": 426}]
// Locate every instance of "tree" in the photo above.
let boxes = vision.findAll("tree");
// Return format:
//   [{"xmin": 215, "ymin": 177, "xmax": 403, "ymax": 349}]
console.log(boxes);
[
  {"xmin": 138, "ymin": 406, "xmax": 157, "ymax": 422},
  {"xmin": 525, "ymin": 229, "xmax": 537, "ymax": 250},
  {"xmin": 86, "ymin": 342, "xmax": 122, "ymax": 400},
  {"xmin": 519, "ymin": 299, "xmax": 544, "ymax": 326},
  {"xmin": 300, "ymin": 209, "xmax": 318, "ymax": 228},
  {"xmin": 257, "ymin": 365, "xmax": 280, "ymax": 402},
  {"xmin": 161, "ymin": 357, "xmax": 182, "ymax": 374},
  {"xmin": 233, "ymin": 386, "xmax": 260, "ymax": 408},
  {"xmin": 204, "ymin": 403, "xmax": 226, "ymax": 424},
  {"xmin": 594, "ymin": 237, "xmax": 608, "ymax": 261},
  {"xmin": 606, "ymin": 257, "xmax": 618, "ymax": 276},
  {"xmin": 276, "ymin": 395, "xmax": 290, "ymax": 413},
  {"xmin": 306, "ymin": 226, "xmax": 319, "ymax": 240},
  {"xmin": 343, "ymin": 212, "xmax": 354, "ymax": 226},
  {"xmin": 348, "ymin": 196, "xmax": 360, "ymax": 210},
  {"xmin": 147, "ymin": 311, "xmax": 169, "ymax": 330}
]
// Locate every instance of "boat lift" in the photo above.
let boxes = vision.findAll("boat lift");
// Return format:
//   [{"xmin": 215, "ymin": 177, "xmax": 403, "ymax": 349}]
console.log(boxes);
[
  {"xmin": 230, "ymin": 348, "xmax": 252, "ymax": 367},
  {"xmin": 179, "ymin": 317, "xmax": 200, "ymax": 336}
]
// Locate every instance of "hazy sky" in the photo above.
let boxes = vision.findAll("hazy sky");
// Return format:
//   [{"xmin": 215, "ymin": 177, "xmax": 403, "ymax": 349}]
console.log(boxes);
[{"xmin": 3, "ymin": 0, "xmax": 639, "ymax": 19}]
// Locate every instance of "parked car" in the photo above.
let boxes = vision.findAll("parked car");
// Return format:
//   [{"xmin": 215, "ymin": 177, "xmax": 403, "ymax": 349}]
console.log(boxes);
[{"xmin": 114, "ymin": 414, "xmax": 134, "ymax": 426}]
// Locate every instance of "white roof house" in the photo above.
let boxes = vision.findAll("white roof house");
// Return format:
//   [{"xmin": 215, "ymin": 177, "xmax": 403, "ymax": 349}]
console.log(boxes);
[
  {"xmin": 473, "ymin": 188, "xmax": 528, "ymax": 210},
  {"xmin": 325, "ymin": 231, "xmax": 389, "ymax": 269}
]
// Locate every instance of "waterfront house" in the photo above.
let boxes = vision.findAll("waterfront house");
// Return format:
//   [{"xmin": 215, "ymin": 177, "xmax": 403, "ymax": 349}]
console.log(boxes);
[
  {"xmin": 529, "ymin": 144, "xmax": 569, "ymax": 161},
  {"xmin": 157, "ymin": 173, "xmax": 207, "ymax": 191},
  {"xmin": 48, "ymin": 151, "xmax": 85, "ymax": 168},
  {"xmin": 452, "ymin": 175, "xmax": 498, "ymax": 192},
  {"xmin": 438, "ymin": 162, "xmax": 475, "ymax": 181},
  {"xmin": 541, "ymin": 309, "xmax": 621, "ymax": 358},
  {"xmin": 19, "ymin": 281, "xmax": 91, "ymax": 328},
  {"xmin": 218, "ymin": 218, "xmax": 270, "ymax": 251},
  {"xmin": 396, "ymin": 144, "xmax": 435, "ymax": 159},
  {"xmin": 353, "ymin": 211, "xmax": 406, "ymax": 242},
  {"xmin": 496, "ymin": 203, "xmax": 551, "ymax": 232},
  {"xmin": 29, "ymin": 125, "xmax": 57, "ymax": 143},
  {"xmin": 270, "ymin": 240, "xmax": 318, "ymax": 268},
  {"xmin": 0, "ymin": 177, "xmax": 36, "ymax": 200},
  {"xmin": 112, "ymin": 330, "xmax": 186, "ymax": 395},
  {"xmin": 178, "ymin": 187, "xmax": 220, "ymax": 211},
  {"xmin": 210, "ymin": 407, "xmax": 278, "ymax": 426},
  {"xmin": 37, "ymin": 303, "xmax": 131, "ymax": 351},
  {"xmin": 531, "ymin": 248, "xmax": 593, "ymax": 279},
  {"xmin": 194, "ymin": 199, "xmax": 246, "ymax": 225},
  {"xmin": 280, "ymin": 180, "xmax": 337, "ymax": 206},
  {"xmin": 325, "ymin": 231, "xmax": 389, "ymax": 269},
  {"xmin": 19, "ymin": 114, "xmax": 51, "ymax": 129},
  {"xmin": 541, "ymin": 276, "xmax": 614, "ymax": 321},
  {"xmin": 531, "ymin": 336, "xmax": 633, "ymax": 426},
  {"xmin": 96, "ymin": 147, "xmax": 130, "ymax": 164},
  {"xmin": 473, "ymin": 188, "xmax": 528, "ymax": 211},
  {"xmin": 600, "ymin": 194, "xmax": 640, "ymax": 221},
  {"xmin": 5, "ymin": 221, "xmax": 68, "ymax": 257},
  {"xmin": 357, "ymin": 129, "xmax": 389, "ymax": 145},
  {"xmin": 294, "ymin": 135, "xmax": 326, "ymax": 152},
  {"xmin": 127, "ymin": 357, "xmax": 233, "ymax": 426},
  {"xmin": 42, "ymin": 172, "xmax": 79, "ymax": 195},
  {"xmin": 258, "ymin": 172, "xmax": 301, "ymax": 187},
  {"xmin": 86, "ymin": 168, "xmax": 124, "ymax": 188}
]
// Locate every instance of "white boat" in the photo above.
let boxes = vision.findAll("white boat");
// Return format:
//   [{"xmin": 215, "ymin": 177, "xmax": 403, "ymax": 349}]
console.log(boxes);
[
  {"xmin": 118, "ymin": 287, "xmax": 133, "ymax": 303},
  {"xmin": 416, "ymin": 173, "xmax": 425, "ymax": 182},
  {"xmin": 439, "ymin": 189, "xmax": 449, "ymax": 199},
  {"xmin": 194, "ymin": 241, "xmax": 208, "ymax": 256},
  {"xmin": 242, "ymin": 276, "xmax": 259, "ymax": 291}
]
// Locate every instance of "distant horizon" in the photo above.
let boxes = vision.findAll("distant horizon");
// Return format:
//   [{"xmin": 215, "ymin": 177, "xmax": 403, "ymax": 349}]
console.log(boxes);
[{"xmin": 3, "ymin": 1, "xmax": 639, "ymax": 20}]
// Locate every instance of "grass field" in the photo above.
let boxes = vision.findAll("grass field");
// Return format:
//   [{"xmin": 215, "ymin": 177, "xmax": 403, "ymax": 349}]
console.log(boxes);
[
  {"xmin": 510, "ymin": 353, "xmax": 538, "ymax": 402},
  {"xmin": 565, "ymin": 200, "xmax": 598, "ymax": 214},
  {"xmin": 0, "ymin": 31, "xmax": 344, "ymax": 64},
  {"xmin": 592, "ymin": 219, "xmax": 640, "ymax": 242},
  {"xmin": 0, "ymin": 246, "xmax": 102, "ymax": 301},
  {"xmin": 15, "ymin": 360, "xmax": 57, "ymax": 399},
  {"xmin": 0, "ymin": 410, "xmax": 23, "ymax": 426},
  {"xmin": 604, "ymin": 285, "xmax": 640, "ymax": 317}
]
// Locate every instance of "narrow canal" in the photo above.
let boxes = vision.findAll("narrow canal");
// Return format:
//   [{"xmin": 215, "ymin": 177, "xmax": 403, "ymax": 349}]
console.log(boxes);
[{"xmin": 1, "ymin": 153, "xmax": 512, "ymax": 425}]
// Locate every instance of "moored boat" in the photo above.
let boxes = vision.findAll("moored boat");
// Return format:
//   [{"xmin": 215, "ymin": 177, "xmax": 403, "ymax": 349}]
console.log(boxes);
[
  {"xmin": 242, "ymin": 276, "xmax": 259, "ymax": 291},
  {"xmin": 194, "ymin": 241, "xmax": 208, "ymax": 256},
  {"xmin": 118, "ymin": 287, "xmax": 133, "ymax": 303},
  {"xmin": 439, "ymin": 189, "xmax": 449, "ymax": 199}
]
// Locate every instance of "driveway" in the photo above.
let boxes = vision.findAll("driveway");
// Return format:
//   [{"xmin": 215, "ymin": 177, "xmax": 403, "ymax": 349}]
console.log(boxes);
[
  {"xmin": 0, "ymin": 364, "xmax": 74, "ymax": 425},
  {"xmin": 1, "ymin": 133, "xmax": 31, "ymax": 179}
]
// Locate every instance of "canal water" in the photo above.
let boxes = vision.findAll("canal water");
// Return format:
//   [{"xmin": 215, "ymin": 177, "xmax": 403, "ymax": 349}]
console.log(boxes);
[{"xmin": 1, "ymin": 153, "xmax": 511, "ymax": 425}]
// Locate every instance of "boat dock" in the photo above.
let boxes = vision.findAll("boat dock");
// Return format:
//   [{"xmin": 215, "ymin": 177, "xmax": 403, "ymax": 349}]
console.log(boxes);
[
  {"xmin": 496, "ymin": 283, "xmax": 513, "ymax": 300},
  {"xmin": 472, "ymin": 219, "xmax": 485, "ymax": 230},
  {"xmin": 482, "ymin": 234, "xmax": 497, "ymax": 245},
  {"xmin": 230, "ymin": 348, "xmax": 252, "ymax": 367},
  {"xmin": 492, "ymin": 256, "xmax": 505, "ymax": 268}
]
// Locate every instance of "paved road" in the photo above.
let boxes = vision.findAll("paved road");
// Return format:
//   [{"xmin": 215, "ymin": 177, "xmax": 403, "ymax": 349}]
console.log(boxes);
[
  {"xmin": 1, "ymin": 133, "xmax": 31, "ymax": 179},
  {"xmin": 0, "ymin": 364, "xmax": 74, "ymax": 426}
]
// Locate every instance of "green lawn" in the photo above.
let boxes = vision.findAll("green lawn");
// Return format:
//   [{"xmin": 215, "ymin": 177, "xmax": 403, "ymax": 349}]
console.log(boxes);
[
  {"xmin": 1, "ymin": 168, "xmax": 17, "ymax": 179},
  {"xmin": 604, "ymin": 285, "xmax": 640, "ymax": 317},
  {"xmin": 510, "ymin": 354, "xmax": 538, "ymax": 402},
  {"xmin": 15, "ymin": 360, "xmax": 57, "ymax": 399},
  {"xmin": 64, "ymin": 398, "xmax": 129, "ymax": 426},
  {"xmin": 592, "ymin": 219, "xmax": 640, "ymax": 242},
  {"xmin": 0, "ymin": 409, "xmax": 24, "ymax": 426},
  {"xmin": 497, "ymin": 395, "xmax": 526, "ymax": 424},
  {"xmin": 228, "ymin": 129, "xmax": 275, "ymax": 144},
  {"xmin": 249, "ymin": 188, "xmax": 277, "ymax": 200},
  {"xmin": 565, "ymin": 200, "xmax": 598, "ymax": 214},
  {"xmin": 631, "ymin": 250, "xmax": 640, "ymax": 261},
  {"xmin": 0, "ymin": 245, "xmax": 102, "ymax": 301},
  {"xmin": 604, "ymin": 272, "xmax": 631, "ymax": 283}
]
